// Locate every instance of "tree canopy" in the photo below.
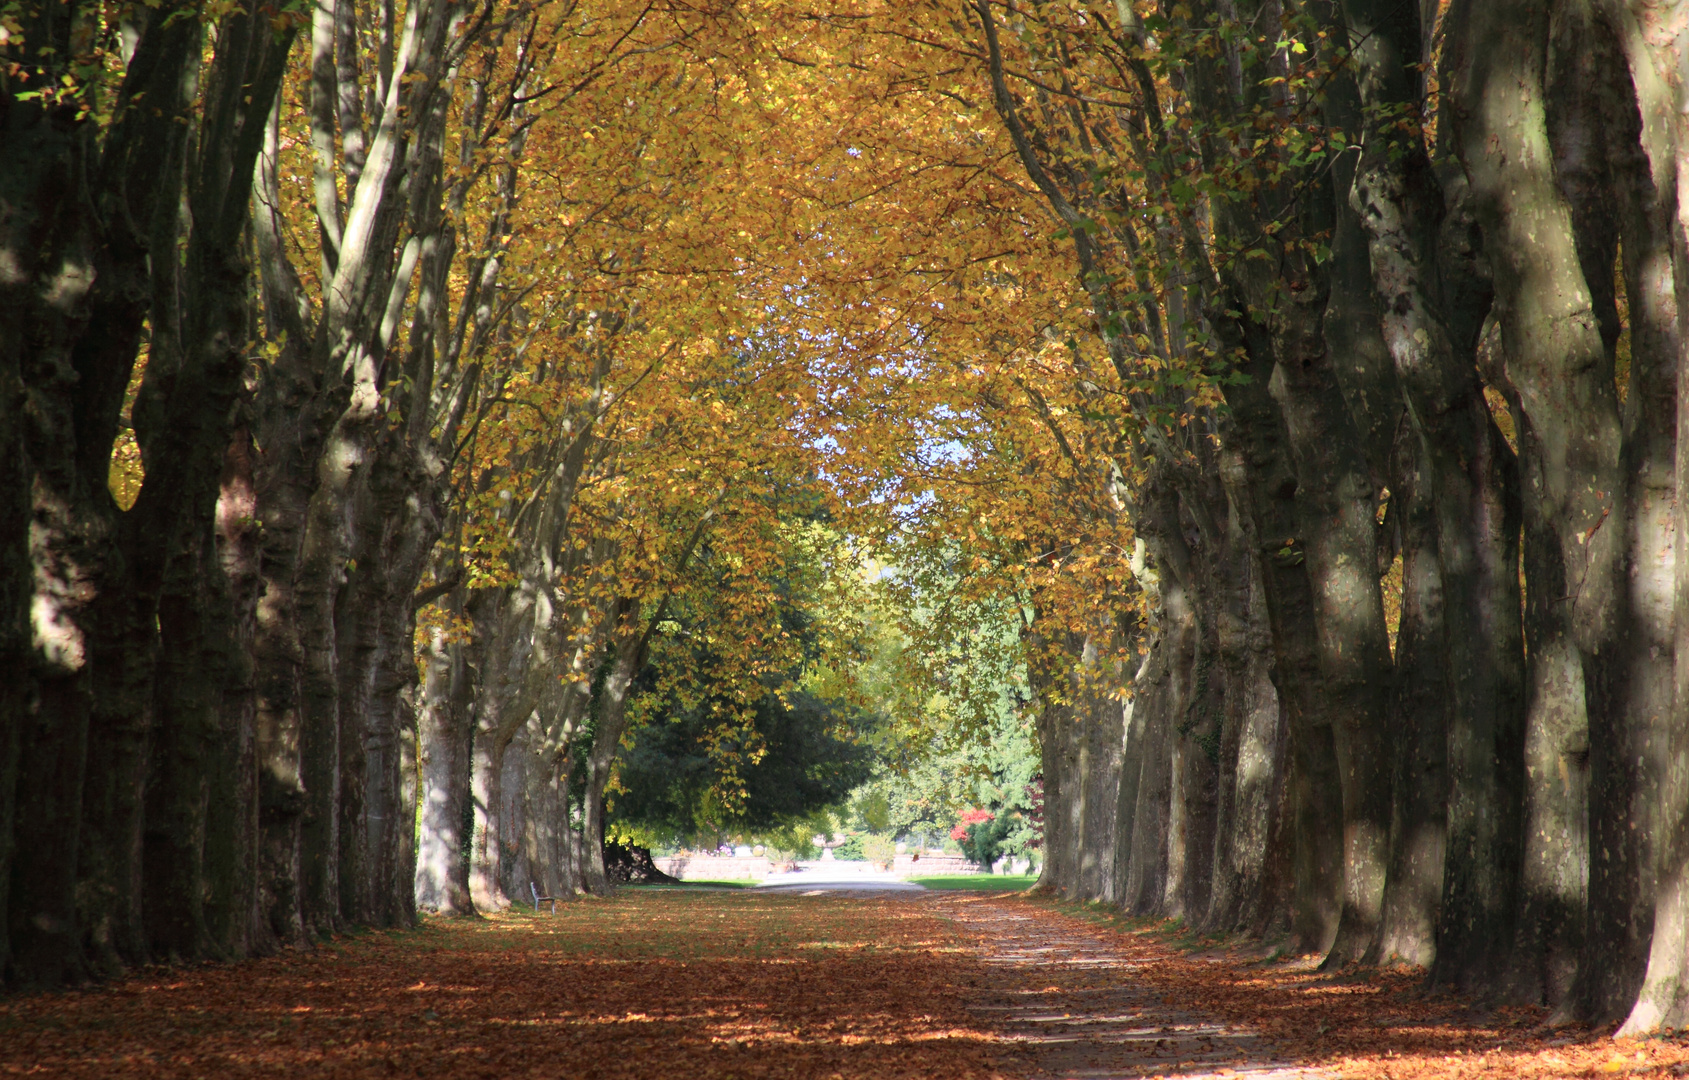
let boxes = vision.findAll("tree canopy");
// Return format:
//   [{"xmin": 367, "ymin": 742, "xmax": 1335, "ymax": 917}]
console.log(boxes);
[{"xmin": 7, "ymin": 0, "xmax": 1689, "ymax": 1040}]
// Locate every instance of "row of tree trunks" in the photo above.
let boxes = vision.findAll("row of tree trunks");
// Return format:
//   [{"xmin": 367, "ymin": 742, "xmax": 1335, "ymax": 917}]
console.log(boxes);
[
  {"xmin": 0, "ymin": 0, "xmax": 551, "ymax": 983},
  {"xmin": 1009, "ymin": 0, "xmax": 1689, "ymax": 1035},
  {"xmin": 0, "ymin": 0, "xmax": 295, "ymax": 986}
]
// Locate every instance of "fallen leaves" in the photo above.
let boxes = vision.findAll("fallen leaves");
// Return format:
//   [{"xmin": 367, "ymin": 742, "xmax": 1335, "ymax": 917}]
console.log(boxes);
[
  {"xmin": 0, "ymin": 891, "xmax": 1013, "ymax": 1079},
  {"xmin": 6, "ymin": 891, "xmax": 1688, "ymax": 1079},
  {"xmin": 987, "ymin": 894, "xmax": 1689, "ymax": 1080}
]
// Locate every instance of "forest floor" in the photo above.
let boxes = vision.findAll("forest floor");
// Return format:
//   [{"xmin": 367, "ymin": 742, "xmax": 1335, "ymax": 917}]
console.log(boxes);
[{"xmin": 2, "ymin": 888, "xmax": 1687, "ymax": 1079}]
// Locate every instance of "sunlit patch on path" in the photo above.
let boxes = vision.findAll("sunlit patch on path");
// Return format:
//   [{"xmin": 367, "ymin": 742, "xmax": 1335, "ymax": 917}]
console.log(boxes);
[
  {"xmin": 940, "ymin": 894, "xmax": 1689, "ymax": 1080},
  {"xmin": 934, "ymin": 895, "xmax": 1325, "ymax": 1079}
]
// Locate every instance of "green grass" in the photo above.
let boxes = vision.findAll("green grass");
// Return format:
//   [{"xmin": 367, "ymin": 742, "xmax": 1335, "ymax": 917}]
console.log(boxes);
[{"xmin": 909, "ymin": 874, "xmax": 1039, "ymax": 891}]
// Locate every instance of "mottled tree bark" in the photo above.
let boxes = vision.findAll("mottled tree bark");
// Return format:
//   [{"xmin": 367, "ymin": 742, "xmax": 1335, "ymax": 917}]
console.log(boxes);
[
  {"xmin": 1204, "ymin": 538, "xmax": 1284, "ymax": 935},
  {"xmin": 205, "ymin": 430, "xmax": 263, "ymax": 958},
  {"xmin": 1111, "ymin": 645, "xmax": 1152, "ymax": 903},
  {"xmin": 1509, "ymin": 402, "xmax": 1589, "ymax": 1006},
  {"xmin": 1221, "ymin": 343, "xmax": 1345, "ymax": 955},
  {"xmin": 1271, "ymin": 289, "xmax": 1396, "ymax": 967},
  {"xmin": 1450, "ymin": 0, "xmax": 1664, "ymax": 1010},
  {"xmin": 1124, "ymin": 654, "xmax": 1174, "ymax": 915},
  {"xmin": 1164, "ymin": 554, "xmax": 1216, "ymax": 920},
  {"xmin": 1346, "ymin": 0, "xmax": 1527, "ymax": 991},
  {"xmin": 414, "ymin": 619, "xmax": 477, "ymax": 916},
  {"xmin": 1376, "ymin": 425, "xmax": 1451, "ymax": 969},
  {"xmin": 1615, "ymin": 0, "xmax": 1689, "ymax": 1037}
]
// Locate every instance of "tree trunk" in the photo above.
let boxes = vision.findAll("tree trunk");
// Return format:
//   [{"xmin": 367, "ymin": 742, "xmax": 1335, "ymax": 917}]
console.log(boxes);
[
  {"xmin": 1206, "ymin": 545, "xmax": 1285, "ymax": 935},
  {"xmin": 414, "ymin": 620, "xmax": 476, "ymax": 915},
  {"xmin": 142, "ymin": 535, "xmax": 220, "ymax": 962},
  {"xmin": 1376, "ymin": 425, "xmax": 1451, "ymax": 969},
  {"xmin": 498, "ymin": 727, "xmax": 530, "ymax": 903},
  {"xmin": 0, "ymin": 309, "xmax": 24, "ymax": 982},
  {"xmin": 1222, "ymin": 351, "xmax": 1344, "ymax": 955},
  {"xmin": 1509, "ymin": 409, "xmax": 1588, "ymax": 1004},
  {"xmin": 1545, "ymin": 4, "xmax": 1673, "ymax": 1019},
  {"xmin": 75, "ymin": 583, "xmax": 156, "ymax": 972},
  {"xmin": 581, "ymin": 624, "xmax": 647, "ymax": 894},
  {"xmin": 334, "ymin": 480, "xmax": 382, "ymax": 925},
  {"xmin": 1069, "ymin": 651, "xmax": 1097, "ymax": 899},
  {"xmin": 1111, "ymin": 646, "xmax": 1153, "ymax": 903},
  {"xmin": 251, "ymin": 345, "xmax": 324, "ymax": 948},
  {"xmin": 469, "ymin": 703, "xmax": 514, "ymax": 911},
  {"xmin": 1451, "ymin": 0, "xmax": 1648, "ymax": 1006},
  {"xmin": 1270, "ymin": 296, "xmax": 1396, "ymax": 967},
  {"xmin": 1345, "ymin": 0, "xmax": 1528, "ymax": 991},
  {"xmin": 364, "ymin": 562, "xmax": 424, "ymax": 928},
  {"xmin": 205, "ymin": 430, "xmax": 263, "ymax": 958},
  {"xmin": 1124, "ymin": 663, "xmax": 1173, "ymax": 916},
  {"xmin": 1034, "ymin": 688, "xmax": 1071, "ymax": 894},
  {"xmin": 1617, "ymin": 0, "xmax": 1689, "ymax": 1035},
  {"xmin": 297, "ymin": 410, "xmax": 379, "ymax": 936},
  {"xmin": 1169, "ymin": 592, "xmax": 1219, "ymax": 921}
]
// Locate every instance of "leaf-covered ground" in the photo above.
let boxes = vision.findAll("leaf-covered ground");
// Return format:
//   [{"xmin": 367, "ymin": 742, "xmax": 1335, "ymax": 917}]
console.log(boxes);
[
  {"xmin": 0, "ymin": 890, "xmax": 1013, "ymax": 1079},
  {"xmin": 968, "ymin": 894, "xmax": 1689, "ymax": 1079},
  {"xmin": 3, "ymin": 889, "xmax": 1687, "ymax": 1079}
]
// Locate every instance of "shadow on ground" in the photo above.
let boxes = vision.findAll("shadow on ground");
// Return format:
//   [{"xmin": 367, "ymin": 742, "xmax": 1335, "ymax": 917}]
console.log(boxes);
[{"xmin": 5, "ymin": 891, "xmax": 1685, "ymax": 1079}]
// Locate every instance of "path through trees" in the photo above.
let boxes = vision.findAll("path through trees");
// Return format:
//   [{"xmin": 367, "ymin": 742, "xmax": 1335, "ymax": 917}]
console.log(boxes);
[
  {"xmin": 10, "ymin": 0, "xmax": 1689, "ymax": 1041},
  {"xmin": 4, "ymin": 889, "xmax": 1685, "ymax": 1079}
]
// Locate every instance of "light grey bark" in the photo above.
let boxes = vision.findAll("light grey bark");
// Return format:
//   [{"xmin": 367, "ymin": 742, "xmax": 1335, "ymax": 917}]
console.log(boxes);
[
  {"xmin": 1111, "ymin": 646, "xmax": 1153, "ymax": 903},
  {"xmin": 1124, "ymin": 658, "xmax": 1174, "ymax": 915},
  {"xmin": 1206, "ymin": 534, "xmax": 1284, "ymax": 935},
  {"xmin": 1613, "ymin": 0, "xmax": 1689, "ymax": 1036},
  {"xmin": 414, "ymin": 621, "xmax": 476, "ymax": 915},
  {"xmin": 1343, "ymin": 0, "xmax": 1528, "ymax": 991},
  {"xmin": 1269, "ymin": 314, "xmax": 1395, "ymax": 967}
]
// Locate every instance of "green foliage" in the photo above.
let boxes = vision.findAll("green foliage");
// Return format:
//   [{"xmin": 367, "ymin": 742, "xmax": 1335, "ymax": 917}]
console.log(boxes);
[
  {"xmin": 837, "ymin": 570, "xmax": 1043, "ymax": 863},
  {"xmin": 958, "ymin": 814, "xmax": 1011, "ymax": 868},
  {"xmin": 861, "ymin": 833, "xmax": 896, "ymax": 869},
  {"xmin": 613, "ymin": 685, "xmax": 874, "ymax": 844},
  {"xmin": 854, "ymin": 789, "xmax": 893, "ymax": 834},
  {"xmin": 607, "ymin": 502, "xmax": 877, "ymax": 847},
  {"xmin": 759, "ymin": 813, "xmax": 829, "ymax": 861}
]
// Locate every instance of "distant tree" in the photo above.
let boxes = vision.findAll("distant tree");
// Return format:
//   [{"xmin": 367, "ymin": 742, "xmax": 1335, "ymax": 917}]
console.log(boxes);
[
  {"xmin": 611, "ymin": 686, "xmax": 873, "ymax": 844},
  {"xmin": 604, "ymin": 507, "xmax": 875, "ymax": 847},
  {"xmin": 954, "ymin": 811, "xmax": 1011, "ymax": 869}
]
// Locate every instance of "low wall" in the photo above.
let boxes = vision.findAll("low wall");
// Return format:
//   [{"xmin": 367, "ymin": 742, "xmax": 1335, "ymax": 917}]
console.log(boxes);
[
  {"xmin": 893, "ymin": 854, "xmax": 977, "ymax": 875},
  {"xmin": 654, "ymin": 852, "xmax": 989, "ymax": 881},
  {"xmin": 656, "ymin": 855, "xmax": 774, "ymax": 880}
]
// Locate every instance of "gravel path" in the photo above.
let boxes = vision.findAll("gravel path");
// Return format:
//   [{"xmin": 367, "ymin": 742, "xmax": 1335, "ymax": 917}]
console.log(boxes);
[{"xmin": 932, "ymin": 895, "xmax": 1329, "ymax": 1080}]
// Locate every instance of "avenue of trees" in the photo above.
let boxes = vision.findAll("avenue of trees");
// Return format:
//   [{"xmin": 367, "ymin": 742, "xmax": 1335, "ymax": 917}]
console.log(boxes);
[{"xmin": 5, "ymin": 0, "xmax": 1689, "ymax": 1041}]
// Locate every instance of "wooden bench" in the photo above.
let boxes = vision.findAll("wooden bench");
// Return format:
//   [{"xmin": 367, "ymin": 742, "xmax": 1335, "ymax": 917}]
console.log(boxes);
[{"xmin": 530, "ymin": 882, "xmax": 558, "ymax": 915}]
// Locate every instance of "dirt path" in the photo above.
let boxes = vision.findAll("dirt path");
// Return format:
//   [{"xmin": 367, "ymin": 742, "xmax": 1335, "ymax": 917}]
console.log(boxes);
[
  {"xmin": 929, "ymin": 894, "xmax": 1325, "ymax": 1080},
  {"xmin": 933, "ymin": 891, "xmax": 1689, "ymax": 1080},
  {"xmin": 3, "ymin": 889, "xmax": 1686, "ymax": 1079}
]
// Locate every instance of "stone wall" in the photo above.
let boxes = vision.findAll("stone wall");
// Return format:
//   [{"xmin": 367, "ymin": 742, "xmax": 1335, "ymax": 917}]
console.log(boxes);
[{"xmin": 653, "ymin": 853, "xmax": 990, "ymax": 880}]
